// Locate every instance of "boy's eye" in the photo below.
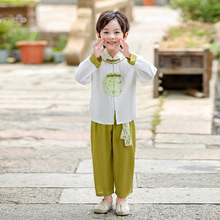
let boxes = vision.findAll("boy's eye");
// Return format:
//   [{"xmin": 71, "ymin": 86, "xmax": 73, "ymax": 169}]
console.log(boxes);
[{"xmin": 104, "ymin": 31, "xmax": 108, "ymax": 34}]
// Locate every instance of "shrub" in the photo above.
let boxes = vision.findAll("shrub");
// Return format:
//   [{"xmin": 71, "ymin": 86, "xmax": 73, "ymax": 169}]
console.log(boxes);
[
  {"xmin": 0, "ymin": 0, "xmax": 37, "ymax": 6},
  {"xmin": 170, "ymin": 0, "xmax": 220, "ymax": 23},
  {"xmin": 159, "ymin": 21, "xmax": 215, "ymax": 49},
  {"xmin": 8, "ymin": 24, "xmax": 30, "ymax": 49},
  {"xmin": 0, "ymin": 18, "xmax": 17, "ymax": 49}
]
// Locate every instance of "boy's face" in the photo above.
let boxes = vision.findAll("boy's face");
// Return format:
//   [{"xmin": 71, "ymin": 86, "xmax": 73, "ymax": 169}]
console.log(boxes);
[{"xmin": 97, "ymin": 19, "xmax": 128, "ymax": 55}]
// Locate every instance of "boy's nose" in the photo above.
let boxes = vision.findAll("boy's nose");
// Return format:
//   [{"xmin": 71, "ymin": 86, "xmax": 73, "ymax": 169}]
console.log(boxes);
[{"xmin": 108, "ymin": 34, "xmax": 115, "ymax": 39}]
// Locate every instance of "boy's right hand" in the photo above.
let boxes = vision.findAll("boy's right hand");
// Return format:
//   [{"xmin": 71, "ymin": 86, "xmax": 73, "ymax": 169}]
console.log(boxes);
[{"xmin": 93, "ymin": 39, "xmax": 105, "ymax": 58}]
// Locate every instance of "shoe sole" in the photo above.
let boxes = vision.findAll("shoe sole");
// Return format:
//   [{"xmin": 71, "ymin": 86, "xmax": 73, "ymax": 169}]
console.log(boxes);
[
  {"xmin": 94, "ymin": 207, "xmax": 112, "ymax": 214},
  {"xmin": 116, "ymin": 211, "xmax": 130, "ymax": 216}
]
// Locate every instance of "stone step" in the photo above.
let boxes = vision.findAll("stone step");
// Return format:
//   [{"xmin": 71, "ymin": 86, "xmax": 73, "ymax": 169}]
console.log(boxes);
[
  {"xmin": 1, "ymin": 172, "xmax": 218, "ymax": 189},
  {"xmin": 60, "ymin": 188, "xmax": 220, "ymax": 204},
  {"xmin": 155, "ymin": 133, "xmax": 220, "ymax": 145},
  {"xmin": 76, "ymin": 159, "xmax": 220, "ymax": 174},
  {"xmin": 0, "ymin": 173, "xmax": 137, "ymax": 189},
  {"xmin": 0, "ymin": 204, "xmax": 219, "ymax": 220}
]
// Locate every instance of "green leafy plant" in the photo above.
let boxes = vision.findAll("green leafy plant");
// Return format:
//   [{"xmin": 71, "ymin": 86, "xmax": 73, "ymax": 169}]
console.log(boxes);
[
  {"xmin": 210, "ymin": 42, "xmax": 220, "ymax": 62},
  {"xmin": 53, "ymin": 35, "xmax": 68, "ymax": 52},
  {"xmin": 7, "ymin": 23, "xmax": 29, "ymax": 49},
  {"xmin": 1, "ymin": 17, "xmax": 40, "ymax": 50},
  {"xmin": 29, "ymin": 31, "xmax": 39, "ymax": 41},
  {"xmin": 0, "ymin": 0, "xmax": 37, "ymax": 6},
  {"xmin": 0, "ymin": 18, "xmax": 17, "ymax": 49},
  {"xmin": 159, "ymin": 21, "xmax": 215, "ymax": 49},
  {"xmin": 170, "ymin": 0, "xmax": 220, "ymax": 23}
]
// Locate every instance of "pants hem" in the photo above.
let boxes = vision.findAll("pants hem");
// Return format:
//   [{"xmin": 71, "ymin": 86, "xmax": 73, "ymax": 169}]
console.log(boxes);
[
  {"xmin": 115, "ymin": 190, "xmax": 133, "ymax": 198},
  {"xmin": 96, "ymin": 191, "xmax": 114, "ymax": 197}
]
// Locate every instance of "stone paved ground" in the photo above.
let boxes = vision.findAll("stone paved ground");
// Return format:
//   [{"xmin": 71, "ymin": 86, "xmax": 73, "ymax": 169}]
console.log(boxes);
[{"xmin": 0, "ymin": 4, "xmax": 220, "ymax": 220}]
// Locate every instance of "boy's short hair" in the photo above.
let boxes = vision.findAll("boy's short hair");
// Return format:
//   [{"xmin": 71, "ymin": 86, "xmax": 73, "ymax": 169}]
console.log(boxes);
[{"xmin": 96, "ymin": 11, "xmax": 130, "ymax": 37}]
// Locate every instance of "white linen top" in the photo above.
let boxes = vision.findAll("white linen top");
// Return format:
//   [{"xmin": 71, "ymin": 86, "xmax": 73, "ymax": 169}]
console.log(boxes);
[{"xmin": 75, "ymin": 50, "xmax": 157, "ymax": 125}]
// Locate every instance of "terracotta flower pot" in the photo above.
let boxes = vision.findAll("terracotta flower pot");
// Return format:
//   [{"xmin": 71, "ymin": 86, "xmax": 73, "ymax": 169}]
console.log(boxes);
[
  {"xmin": 143, "ymin": 0, "xmax": 154, "ymax": 6},
  {"xmin": 16, "ymin": 41, "xmax": 48, "ymax": 64}
]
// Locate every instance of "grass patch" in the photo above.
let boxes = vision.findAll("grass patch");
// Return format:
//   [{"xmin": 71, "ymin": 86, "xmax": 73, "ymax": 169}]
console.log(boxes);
[{"xmin": 150, "ymin": 96, "xmax": 165, "ymax": 140}]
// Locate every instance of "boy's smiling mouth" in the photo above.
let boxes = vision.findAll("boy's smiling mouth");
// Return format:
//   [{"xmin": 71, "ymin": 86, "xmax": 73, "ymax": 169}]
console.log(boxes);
[{"xmin": 107, "ymin": 41, "xmax": 116, "ymax": 45}]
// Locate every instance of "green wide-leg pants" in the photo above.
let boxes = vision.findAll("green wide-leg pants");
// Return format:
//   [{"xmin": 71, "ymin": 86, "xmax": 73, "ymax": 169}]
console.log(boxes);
[{"xmin": 91, "ymin": 119, "xmax": 136, "ymax": 198}]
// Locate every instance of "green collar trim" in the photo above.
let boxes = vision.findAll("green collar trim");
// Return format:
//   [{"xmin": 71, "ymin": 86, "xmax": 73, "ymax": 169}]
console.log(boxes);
[{"xmin": 103, "ymin": 57, "xmax": 125, "ymax": 64}]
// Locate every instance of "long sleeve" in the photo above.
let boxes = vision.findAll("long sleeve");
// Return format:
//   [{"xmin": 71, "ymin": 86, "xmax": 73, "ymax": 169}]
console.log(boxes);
[
  {"xmin": 127, "ymin": 53, "xmax": 157, "ymax": 83},
  {"xmin": 75, "ymin": 54, "xmax": 102, "ymax": 85}
]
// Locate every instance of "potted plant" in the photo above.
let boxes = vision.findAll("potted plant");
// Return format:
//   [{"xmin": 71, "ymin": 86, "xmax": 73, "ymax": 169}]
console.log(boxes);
[
  {"xmin": 143, "ymin": 0, "xmax": 154, "ymax": 6},
  {"xmin": 53, "ymin": 34, "xmax": 68, "ymax": 63},
  {"xmin": 16, "ymin": 31, "xmax": 48, "ymax": 64}
]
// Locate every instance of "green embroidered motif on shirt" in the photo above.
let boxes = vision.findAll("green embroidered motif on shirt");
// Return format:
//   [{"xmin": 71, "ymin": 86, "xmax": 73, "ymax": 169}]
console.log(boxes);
[{"xmin": 102, "ymin": 73, "xmax": 124, "ymax": 97}]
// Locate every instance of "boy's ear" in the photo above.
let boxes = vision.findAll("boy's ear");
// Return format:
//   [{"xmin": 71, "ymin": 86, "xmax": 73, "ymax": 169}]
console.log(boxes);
[
  {"xmin": 97, "ymin": 32, "xmax": 101, "ymax": 38},
  {"xmin": 124, "ymin": 32, "xmax": 128, "ymax": 40}
]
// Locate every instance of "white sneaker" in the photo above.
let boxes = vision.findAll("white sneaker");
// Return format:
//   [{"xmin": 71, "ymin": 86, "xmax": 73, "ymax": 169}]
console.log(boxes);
[
  {"xmin": 94, "ymin": 199, "xmax": 113, "ymax": 214},
  {"xmin": 116, "ymin": 201, "xmax": 130, "ymax": 216}
]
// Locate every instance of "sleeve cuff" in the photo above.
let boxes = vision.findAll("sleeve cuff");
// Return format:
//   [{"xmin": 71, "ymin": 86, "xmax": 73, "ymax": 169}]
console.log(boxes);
[
  {"xmin": 89, "ymin": 54, "xmax": 102, "ymax": 68},
  {"xmin": 126, "ymin": 53, "xmax": 137, "ymax": 66}
]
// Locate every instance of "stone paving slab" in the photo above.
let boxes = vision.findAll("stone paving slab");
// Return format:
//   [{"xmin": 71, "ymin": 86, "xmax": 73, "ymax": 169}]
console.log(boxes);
[
  {"xmin": 135, "ymin": 159, "xmax": 220, "ymax": 173},
  {"xmin": 0, "ymin": 204, "xmax": 219, "ymax": 220},
  {"xmin": 0, "ymin": 188, "xmax": 62, "ymax": 204},
  {"xmin": 60, "ymin": 188, "xmax": 220, "ymax": 204},
  {"xmin": 155, "ymin": 143, "xmax": 206, "ymax": 149},
  {"xmin": 155, "ymin": 133, "xmax": 220, "ymax": 145},
  {"xmin": 0, "ymin": 129, "xmax": 152, "ymax": 142},
  {"xmin": 0, "ymin": 139, "xmax": 90, "ymax": 148},
  {"xmin": 135, "ymin": 148, "xmax": 220, "ymax": 160},
  {"xmin": 0, "ymin": 120, "xmax": 90, "ymax": 132},
  {"xmin": 0, "ymin": 159, "xmax": 79, "ymax": 173},
  {"xmin": 156, "ymin": 120, "xmax": 212, "ymax": 134},
  {"xmin": 0, "ymin": 130, "xmax": 90, "ymax": 141},
  {"xmin": 136, "ymin": 173, "xmax": 220, "ymax": 188},
  {"xmin": 0, "ymin": 146, "xmax": 90, "ymax": 160},
  {"xmin": 0, "ymin": 174, "xmax": 94, "ymax": 188},
  {"xmin": 1, "ymin": 145, "xmax": 219, "ymax": 164},
  {"xmin": 0, "ymin": 173, "xmax": 137, "ymax": 189},
  {"xmin": 159, "ymin": 99, "xmax": 213, "ymax": 121},
  {"xmin": 76, "ymin": 159, "xmax": 220, "ymax": 174}
]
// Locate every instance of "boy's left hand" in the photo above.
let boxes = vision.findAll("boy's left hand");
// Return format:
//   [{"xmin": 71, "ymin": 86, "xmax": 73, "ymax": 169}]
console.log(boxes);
[{"xmin": 119, "ymin": 39, "xmax": 131, "ymax": 59}]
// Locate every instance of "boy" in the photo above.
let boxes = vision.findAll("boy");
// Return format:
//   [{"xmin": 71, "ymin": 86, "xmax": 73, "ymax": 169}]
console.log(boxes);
[{"xmin": 75, "ymin": 10, "xmax": 157, "ymax": 216}]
